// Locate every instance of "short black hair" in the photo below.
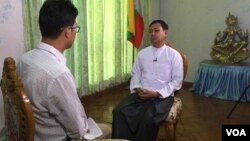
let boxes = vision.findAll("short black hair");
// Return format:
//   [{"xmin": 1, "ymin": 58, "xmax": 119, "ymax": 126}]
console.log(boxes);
[
  {"xmin": 39, "ymin": 0, "xmax": 78, "ymax": 38},
  {"xmin": 149, "ymin": 20, "xmax": 168, "ymax": 30}
]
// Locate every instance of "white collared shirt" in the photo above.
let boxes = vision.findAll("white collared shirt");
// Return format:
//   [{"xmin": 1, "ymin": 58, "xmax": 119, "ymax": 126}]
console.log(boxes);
[
  {"xmin": 17, "ymin": 42, "xmax": 88, "ymax": 141},
  {"xmin": 130, "ymin": 44, "xmax": 183, "ymax": 98}
]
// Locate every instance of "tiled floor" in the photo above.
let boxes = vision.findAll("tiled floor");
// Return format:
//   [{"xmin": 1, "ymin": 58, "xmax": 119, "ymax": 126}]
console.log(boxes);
[{"xmin": 81, "ymin": 84, "xmax": 250, "ymax": 141}]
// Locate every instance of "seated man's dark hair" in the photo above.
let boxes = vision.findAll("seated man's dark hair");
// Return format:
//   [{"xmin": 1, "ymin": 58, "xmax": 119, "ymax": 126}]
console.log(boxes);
[{"xmin": 39, "ymin": 0, "xmax": 78, "ymax": 38}]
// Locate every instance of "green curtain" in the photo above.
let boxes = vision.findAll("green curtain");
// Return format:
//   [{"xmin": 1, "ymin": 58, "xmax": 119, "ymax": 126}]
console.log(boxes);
[
  {"xmin": 22, "ymin": 0, "xmax": 150, "ymax": 97},
  {"xmin": 22, "ymin": 0, "xmax": 43, "ymax": 51}
]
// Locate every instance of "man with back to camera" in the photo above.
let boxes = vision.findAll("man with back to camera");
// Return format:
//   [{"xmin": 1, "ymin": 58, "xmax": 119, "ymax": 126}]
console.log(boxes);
[
  {"xmin": 112, "ymin": 20, "xmax": 183, "ymax": 141},
  {"xmin": 17, "ymin": 0, "xmax": 128, "ymax": 141}
]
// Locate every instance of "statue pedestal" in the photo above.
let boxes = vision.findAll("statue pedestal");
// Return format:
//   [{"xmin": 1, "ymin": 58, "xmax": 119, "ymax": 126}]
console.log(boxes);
[{"xmin": 190, "ymin": 60, "xmax": 250, "ymax": 102}]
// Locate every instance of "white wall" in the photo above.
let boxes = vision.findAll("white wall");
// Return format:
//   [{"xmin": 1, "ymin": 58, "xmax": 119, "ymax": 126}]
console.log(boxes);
[
  {"xmin": 158, "ymin": 0, "xmax": 250, "ymax": 82},
  {"xmin": 149, "ymin": 0, "xmax": 159, "ymax": 22},
  {"xmin": 0, "ymin": 0, "xmax": 25, "ymax": 129}
]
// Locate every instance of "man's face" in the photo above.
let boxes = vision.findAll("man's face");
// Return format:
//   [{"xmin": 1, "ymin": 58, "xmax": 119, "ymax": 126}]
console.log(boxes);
[
  {"xmin": 65, "ymin": 22, "xmax": 79, "ymax": 49},
  {"xmin": 149, "ymin": 23, "xmax": 167, "ymax": 46}
]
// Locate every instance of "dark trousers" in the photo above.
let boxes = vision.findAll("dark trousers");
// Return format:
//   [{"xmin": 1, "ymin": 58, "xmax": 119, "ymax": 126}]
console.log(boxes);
[{"xmin": 112, "ymin": 93, "xmax": 174, "ymax": 141}]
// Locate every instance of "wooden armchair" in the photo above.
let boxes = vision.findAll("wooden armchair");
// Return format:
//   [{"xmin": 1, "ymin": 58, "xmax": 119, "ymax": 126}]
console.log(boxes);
[
  {"xmin": 161, "ymin": 50, "xmax": 188, "ymax": 141},
  {"xmin": 0, "ymin": 57, "xmax": 35, "ymax": 141}
]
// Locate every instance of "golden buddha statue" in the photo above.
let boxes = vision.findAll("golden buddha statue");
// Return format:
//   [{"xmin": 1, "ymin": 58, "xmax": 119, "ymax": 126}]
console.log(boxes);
[{"xmin": 210, "ymin": 13, "xmax": 250, "ymax": 63}]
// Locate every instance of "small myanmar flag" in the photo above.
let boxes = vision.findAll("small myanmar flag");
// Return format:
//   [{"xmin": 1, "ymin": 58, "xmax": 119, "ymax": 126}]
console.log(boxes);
[{"xmin": 127, "ymin": 0, "xmax": 144, "ymax": 48}]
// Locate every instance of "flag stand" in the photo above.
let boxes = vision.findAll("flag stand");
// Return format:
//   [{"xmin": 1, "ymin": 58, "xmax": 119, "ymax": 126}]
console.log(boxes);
[{"xmin": 227, "ymin": 82, "xmax": 250, "ymax": 119}]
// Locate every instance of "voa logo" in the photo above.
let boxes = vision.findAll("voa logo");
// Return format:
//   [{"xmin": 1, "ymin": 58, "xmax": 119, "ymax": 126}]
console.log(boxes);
[{"xmin": 226, "ymin": 129, "xmax": 246, "ymax": 136}]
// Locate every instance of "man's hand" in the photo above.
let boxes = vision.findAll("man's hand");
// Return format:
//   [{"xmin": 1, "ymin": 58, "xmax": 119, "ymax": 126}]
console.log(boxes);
[{"xmin": 135, "ymin": 88, "xmax": 160, "ymax": 100}]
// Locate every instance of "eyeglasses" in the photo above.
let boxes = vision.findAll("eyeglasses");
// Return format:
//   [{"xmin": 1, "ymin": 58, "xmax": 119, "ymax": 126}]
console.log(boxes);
[{"xmin": 69, "ymin": 25, "xmax": 80, "ymax": 33}]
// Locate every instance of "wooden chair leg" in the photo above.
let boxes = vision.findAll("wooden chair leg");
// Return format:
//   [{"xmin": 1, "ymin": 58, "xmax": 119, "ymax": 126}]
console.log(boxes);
[{"xmin": 164, "ymin": 119, "xmax": 178, "ymax": 141}]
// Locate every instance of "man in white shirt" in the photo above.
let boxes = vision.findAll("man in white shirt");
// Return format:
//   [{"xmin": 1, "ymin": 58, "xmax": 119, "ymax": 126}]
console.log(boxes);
[
  {"xmin": 17, "ymin": 1, "xmax": 125, "ymax": 141},
  {"xmin": 112, "ymin": 20, "xmax": 183, "ymax": 141}
]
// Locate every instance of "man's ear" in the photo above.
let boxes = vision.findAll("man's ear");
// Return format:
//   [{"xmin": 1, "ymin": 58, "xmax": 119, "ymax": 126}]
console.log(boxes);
[
  {"xmin": 64, "ymin": 28, "xmax": 71, "ymax": 39},
  {"xmin": 164, "ymin": 30, "xmax": 168, "ymax": 38},
  {"xmin": 164, "ymin": 29, "xmax": 168, "ymax": 34}
]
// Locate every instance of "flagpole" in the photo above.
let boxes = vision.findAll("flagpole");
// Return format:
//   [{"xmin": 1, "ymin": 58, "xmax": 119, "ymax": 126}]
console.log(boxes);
[
  {"xmin": 132, "ymin": 46, "xmax": 135, "ymax": 63},
  {"xmin": 128, "ymin": 45, "xmax": 135, "ymax": 85}
]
